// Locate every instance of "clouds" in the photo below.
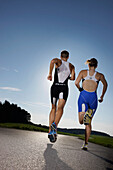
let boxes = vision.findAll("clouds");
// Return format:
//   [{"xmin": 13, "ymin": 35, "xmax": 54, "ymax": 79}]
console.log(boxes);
[
  {"xmin": 0, "ymin": 67, "xmax": 20, "ymax": 92},
  {"xmin": 21, "ymin": 101, "xmax": 73, "ymax": 109},
  {"xmin": 21, "ymin": 101, "xmax": 50, "ymax": 108},
  {"xmin": 14, "ymin": 69, "xmax": 18, "ymax": 73},
  {"xmin": 0, "ymin": 67, "xmax": 19, "ymax": 73},
  {"xmin": 0, "ymin": 67, "xmax": 9, "ymax": 71},
  {"xmin": 0, "ymin": 87, "xmax": 21, "ymax": 92}
]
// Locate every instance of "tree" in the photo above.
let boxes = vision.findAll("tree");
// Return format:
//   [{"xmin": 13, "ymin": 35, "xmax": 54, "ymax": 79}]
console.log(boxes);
[{"xmin": 0, "ymin": 100, "xmax": 31, "ymax": 123}]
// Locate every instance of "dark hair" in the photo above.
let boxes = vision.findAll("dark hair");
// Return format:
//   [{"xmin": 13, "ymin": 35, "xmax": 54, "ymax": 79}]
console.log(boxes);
[
  {"xmin": 88, "ymin": 58, "xmax": 98, "ymax": 68},
  {"xmin": 61, "ymin": 50, "xmax": 69, "ymax": 58}
]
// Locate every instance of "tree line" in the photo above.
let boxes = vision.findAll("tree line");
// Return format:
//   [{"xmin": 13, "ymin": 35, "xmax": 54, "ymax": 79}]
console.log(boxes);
[{"xmin": 0, "ymin": 100, "xmax": 31, "ymax": 123}]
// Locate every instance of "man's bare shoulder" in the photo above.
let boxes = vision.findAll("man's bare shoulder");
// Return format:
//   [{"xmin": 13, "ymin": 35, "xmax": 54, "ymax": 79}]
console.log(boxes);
[
  {"xmin": 51, "ymin": 58, "xmax": 62, "ymax": 67},
  {"xmin": 69, "ymin": 63, "xmax": 75, "ymax": 69},
  {"xmin": 52, "ymin": 58, "xmax": 61, "ymax": 63}
]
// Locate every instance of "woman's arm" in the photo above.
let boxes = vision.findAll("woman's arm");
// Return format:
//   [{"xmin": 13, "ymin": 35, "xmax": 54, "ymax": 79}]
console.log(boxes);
[
  {"xmin": 75, "ymin": 70, "xmax": 83, "ymax": 91},
  {"xmin": 99, "ymin": 73, "xmax": 108, "ymax": 102}
]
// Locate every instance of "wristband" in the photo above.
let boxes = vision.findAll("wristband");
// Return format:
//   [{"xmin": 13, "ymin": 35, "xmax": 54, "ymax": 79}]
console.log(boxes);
[{"xmin": 79, "ymin": 87, "xmax": 83, "ymax": 92}]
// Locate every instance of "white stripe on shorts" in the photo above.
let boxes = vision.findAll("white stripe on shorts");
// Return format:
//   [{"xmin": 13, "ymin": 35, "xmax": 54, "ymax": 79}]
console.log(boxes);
[
  {"xmin": 82, "ymin": 103, "xmax": 85, "ymax": 112},
  {"xmin": 59, "ymin": 92, "xmax": 63, "ymax": 99}
]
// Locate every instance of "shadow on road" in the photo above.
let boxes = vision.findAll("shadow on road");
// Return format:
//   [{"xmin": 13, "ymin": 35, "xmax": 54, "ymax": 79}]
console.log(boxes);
[
  {"xmin": 43, "ymin": 143, "xmax": 72, "ymax": 170},
  {"xmin": 87, "ymin": 150, "xmax": 113, "ymax": 166}
]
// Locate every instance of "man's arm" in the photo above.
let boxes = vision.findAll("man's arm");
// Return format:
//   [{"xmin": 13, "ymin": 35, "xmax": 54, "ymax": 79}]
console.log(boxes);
[
  {"xmin": 75, "ymin": 70, "xmax": 83, "ymax": 91},
  {"xmin": 99, "ymin": 73, "xmax": 108, "ymax": 102},
  {"xmin": 69, "ymin": 63, "xmax": 75, "ymax": 81},
  {"xmin": 47, "ymin": 58, "xmax": 61, "ymax": 81}
]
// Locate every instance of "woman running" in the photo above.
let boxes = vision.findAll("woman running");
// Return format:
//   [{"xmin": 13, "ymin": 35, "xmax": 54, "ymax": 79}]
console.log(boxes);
[{"xmin": 75, "ymin": 58, "xmax": 108, "ymax": 150}]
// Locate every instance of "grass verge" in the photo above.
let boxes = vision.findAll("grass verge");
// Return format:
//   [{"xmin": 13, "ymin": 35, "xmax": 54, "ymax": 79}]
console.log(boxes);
[
  {"xmin": 78, "ymin": 134, "xmax": 113, "ymax": 148},
  {"xmin": 0, "ymin": 123, "xmax": 48, "ymax": 133},
  {"xmin": 0, "ymin": 123, "xmax": 113, "ymax": 148}
]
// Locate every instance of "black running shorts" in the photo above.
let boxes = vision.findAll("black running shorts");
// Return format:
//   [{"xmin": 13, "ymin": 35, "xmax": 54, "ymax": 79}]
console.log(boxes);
[{"xmin": 51, "ymin": 84, "xmax": 69, "ymax": 105}]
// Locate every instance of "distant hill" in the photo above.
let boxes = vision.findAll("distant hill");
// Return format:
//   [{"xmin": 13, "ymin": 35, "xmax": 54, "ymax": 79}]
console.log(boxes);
[
  {"xmin": 57, "ymin": 127, "xmax": 110, "ymax": 137},
  {"xmin": 30, "ymin": 123, "xmax": 110, "ymax": 137},
  {"xmin": 0, "ymin": 100, "xmax": 110, "ymax": 137}
]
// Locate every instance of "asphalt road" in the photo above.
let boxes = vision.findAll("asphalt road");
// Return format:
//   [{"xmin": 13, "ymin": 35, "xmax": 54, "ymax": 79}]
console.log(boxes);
[{"xmin": 0, "ymin": 128, "xmax": 113, "ymax": 170}]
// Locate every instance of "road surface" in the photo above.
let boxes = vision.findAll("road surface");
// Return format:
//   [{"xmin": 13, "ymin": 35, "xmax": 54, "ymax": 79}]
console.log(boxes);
[{"xmin": 0, "ymin": 128, "xmax": 113, "ymax": 170}]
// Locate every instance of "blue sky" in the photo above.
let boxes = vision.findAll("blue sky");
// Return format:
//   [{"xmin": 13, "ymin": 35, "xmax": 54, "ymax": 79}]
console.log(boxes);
[{"xmin": 0, "ymin": 0, "xmax": 113, "ymax": 136}]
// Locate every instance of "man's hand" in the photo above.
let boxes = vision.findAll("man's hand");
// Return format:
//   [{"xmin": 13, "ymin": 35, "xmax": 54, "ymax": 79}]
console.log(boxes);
[{"xmin": 47, "ymin": 74, "xmax": 52, "ymax": 81}]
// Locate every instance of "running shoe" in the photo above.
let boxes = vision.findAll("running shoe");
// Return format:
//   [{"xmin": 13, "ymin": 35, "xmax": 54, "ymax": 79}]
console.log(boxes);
[
  {"xmin": 48, "ymin": 122, "xmax": 57, "ymax": 143},
  {"xmin": 51, "ymin": 122, "xmax": 57, "ymax": 133},
  {"xmin": 81, "ymin": 143, "xmax": 88, "ymax": 150},
  {"xmin": 83, "ymin": 109, "xmax": 93, "ymax": 125}
]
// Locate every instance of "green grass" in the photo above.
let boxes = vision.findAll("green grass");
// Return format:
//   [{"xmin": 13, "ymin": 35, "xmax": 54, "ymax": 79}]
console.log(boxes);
[
  {"xmin": 0, "ymin": 123, "xmax": 48, "ymax": 133},
  {"xmin": 78, "ymin": 134, "xmax": 113, "ymax": 148},
  {"xmin": 0, "ymin": 123, "xmax": 113, "ymax": 148}
]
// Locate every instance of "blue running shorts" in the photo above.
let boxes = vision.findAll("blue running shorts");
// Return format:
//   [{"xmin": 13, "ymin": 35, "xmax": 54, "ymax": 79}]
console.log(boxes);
[{"xmin": 78, "ymin": 90, "xmax": 98, "ymax": 116}]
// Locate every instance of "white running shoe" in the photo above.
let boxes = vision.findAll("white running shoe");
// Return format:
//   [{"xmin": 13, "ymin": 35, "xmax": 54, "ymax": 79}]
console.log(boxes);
[{"xmin": 81, "ymin": 143, "xmax": 88, "ymax": 150}]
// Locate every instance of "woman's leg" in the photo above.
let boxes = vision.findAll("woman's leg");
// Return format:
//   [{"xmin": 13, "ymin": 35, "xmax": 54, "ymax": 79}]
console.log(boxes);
[
  {"xmin": 79, "ymin": 112, "xmax": 85, "ymax": 124},
  {"xmin": 85, "ymin": 122, "xmax": 92, "ymax": 144}
]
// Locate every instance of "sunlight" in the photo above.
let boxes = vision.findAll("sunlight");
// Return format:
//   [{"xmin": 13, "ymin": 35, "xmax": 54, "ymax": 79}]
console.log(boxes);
[{"xmin": 42, "ymin": 69, "xmax": 53, "ymax": 94}]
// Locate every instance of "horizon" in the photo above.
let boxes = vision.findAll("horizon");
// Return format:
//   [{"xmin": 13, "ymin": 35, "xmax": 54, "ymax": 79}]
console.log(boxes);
[
  {"xmin": 0, "ymin": 100, "xmax": 112, "ymax": 137},
  {"xmin": 0, "ymin": 0, "xmax": 113, "ymax": 136}
]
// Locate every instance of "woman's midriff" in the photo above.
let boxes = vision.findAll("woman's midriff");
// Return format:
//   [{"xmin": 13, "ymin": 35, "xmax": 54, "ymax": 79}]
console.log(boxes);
[{"xmin": 82, "ymin": 80, "xmax": 98, "ymax": 92}]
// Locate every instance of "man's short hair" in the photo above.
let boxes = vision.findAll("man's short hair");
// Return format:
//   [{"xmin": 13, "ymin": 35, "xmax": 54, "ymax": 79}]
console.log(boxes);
[{"xmin": 61, "ymin": 50, "xmax": 69, "ymax": 58}]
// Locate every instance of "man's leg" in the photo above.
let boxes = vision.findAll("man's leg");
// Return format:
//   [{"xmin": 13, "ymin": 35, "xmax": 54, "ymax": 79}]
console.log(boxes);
[
  {"xmin": 49, "ymin": 104, "xmax": 56, "ymax": 132},
  {"xmin": 48, "ymin": 99, "xmax": 65, "ymax": 143},
  {"xmin": 54, "ymin": 99, "xmax": 66, "ymax": 126}
]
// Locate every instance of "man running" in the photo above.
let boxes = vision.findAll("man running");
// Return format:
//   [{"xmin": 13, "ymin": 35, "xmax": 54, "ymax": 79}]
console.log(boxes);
[
  {"xmin": 47, "ymin": 50, "xmax": 75, "ymax": 142},
  {"xmin": 75, "ymin": 58, "xmax": 108, "ymax": 150}
]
